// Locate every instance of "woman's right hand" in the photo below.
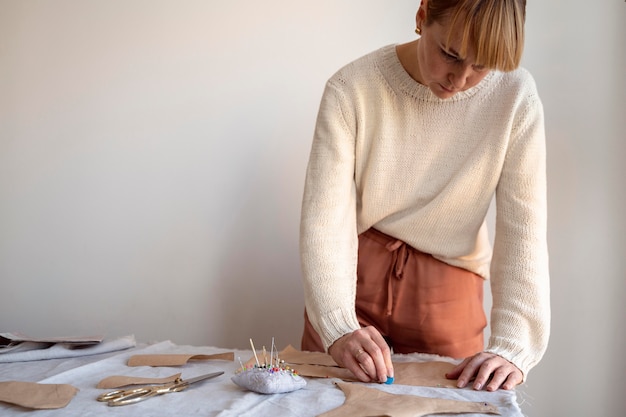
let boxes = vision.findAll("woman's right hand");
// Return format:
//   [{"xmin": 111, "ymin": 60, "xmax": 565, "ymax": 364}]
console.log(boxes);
[{"xmin": 328, "ymin": 326, "xmax": 394, "ymax": 383}]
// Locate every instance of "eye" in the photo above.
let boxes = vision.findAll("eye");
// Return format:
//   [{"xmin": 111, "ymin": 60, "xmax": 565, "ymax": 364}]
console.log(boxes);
[
  {"xmin": 440, "ymin": 48, "xmax": 460, "ymax": 62},
  {"xmin": 472, "ymin": 64, "xmax": 486, "ymax": 72}
]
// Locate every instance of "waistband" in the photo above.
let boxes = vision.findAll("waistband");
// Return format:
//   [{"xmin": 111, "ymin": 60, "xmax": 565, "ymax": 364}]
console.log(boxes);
[{"xmin": 360, "ymin": 228, "xmax": 426, "ymax": 256}]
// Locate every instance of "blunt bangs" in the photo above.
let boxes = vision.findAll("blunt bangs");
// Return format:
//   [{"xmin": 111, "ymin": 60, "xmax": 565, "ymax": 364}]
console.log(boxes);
[{"xmin": 431, "ymin": 0, "xmax": 526, "ymax": 72}]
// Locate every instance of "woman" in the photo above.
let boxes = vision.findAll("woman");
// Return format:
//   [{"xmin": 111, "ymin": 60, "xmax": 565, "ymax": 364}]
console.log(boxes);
[{"xmin": 299, "ymin": 0, "xmax": 550, "ymax": 391}]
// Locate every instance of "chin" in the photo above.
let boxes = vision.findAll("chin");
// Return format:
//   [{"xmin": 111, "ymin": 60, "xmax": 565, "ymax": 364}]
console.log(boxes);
[{"xmin": 431, "ymin": 89, "xmax": 457, "ymax": 99}]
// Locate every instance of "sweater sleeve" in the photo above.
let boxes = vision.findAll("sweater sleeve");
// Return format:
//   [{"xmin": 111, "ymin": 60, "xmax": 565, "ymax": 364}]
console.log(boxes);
[
  {"xmin": 485, "ymin": 83, "xmax": 551, "ymax": 379},
  {"xmin": 300, "ymin": 79, "xmax": 361, "ymax": 351}
]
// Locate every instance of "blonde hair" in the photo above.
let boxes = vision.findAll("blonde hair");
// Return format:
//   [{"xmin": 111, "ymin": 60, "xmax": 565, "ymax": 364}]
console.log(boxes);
[{"xmin": 425, "ymin": 0, "xmax": 526, "ymax": 71}]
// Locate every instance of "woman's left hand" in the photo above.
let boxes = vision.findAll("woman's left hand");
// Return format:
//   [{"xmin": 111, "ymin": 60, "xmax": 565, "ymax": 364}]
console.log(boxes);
[{"xmin": 445, "ymin": 352, "xmax": 523, "ymax": 391}]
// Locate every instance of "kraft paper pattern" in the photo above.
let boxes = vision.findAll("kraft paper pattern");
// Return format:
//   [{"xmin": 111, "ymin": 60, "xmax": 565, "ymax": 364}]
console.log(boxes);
[
  {"xmin": 318, "ymin": 382, "xmax": 500, "ymax": 417},
  {"xmin": 279, "ymin": 345, "xmax": 457, "ymax": 388},
  {"xmin": 128, "ymin": 351, "xmax": 234, "ymax": 367},
  {"xmin": 97, "ymin": 373, "xmax": 182, "ymax": 389},
  {"xmin": 0, "ymin": 381, "xmax": 78, "ymax": 409}
]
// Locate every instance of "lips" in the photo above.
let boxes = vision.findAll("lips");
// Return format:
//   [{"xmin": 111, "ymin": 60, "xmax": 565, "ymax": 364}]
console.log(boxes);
[{"xmin": 440, "ymin": 83, "xmax": 456, "ymax": 93}]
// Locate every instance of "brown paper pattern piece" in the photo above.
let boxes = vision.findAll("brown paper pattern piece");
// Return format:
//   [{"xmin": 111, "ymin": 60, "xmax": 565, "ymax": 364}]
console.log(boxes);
[
  {"xmin": 128, "ymin": 352, "xmax": 234, "ymax": 367},
  {"xmin": 394, "ymin": 361, "xmax": 457, "ymax": 388},
  {"xmin": 0, "ymin": 381, "xmax": 78, "ymax": 409},
  {"xmin": 279, "ymin": 345, "xmax": 457, "ymax": 388},
  {"xmin": 318, "ymin": 382, "xmax": 500, "ymax": 417},
  {"xmin": 292, "ymin": 362, "xmax": 456, "ymax": 387},
  {"xmin": 289, "ymin": 363, "xmax": 358, "ymax": 381},
  {"xmin": 96, "ymin": 373, "xmax": 181, "ymax": 389},
  {"xmin": 280, "ymin": 344, "xmax": 339, "ymax": 367}
]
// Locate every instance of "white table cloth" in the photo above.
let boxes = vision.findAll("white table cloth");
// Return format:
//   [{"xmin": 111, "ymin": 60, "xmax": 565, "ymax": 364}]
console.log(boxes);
[{"xmin": 0, "ymin": 338, "xmax": 525, "ymax": 416}]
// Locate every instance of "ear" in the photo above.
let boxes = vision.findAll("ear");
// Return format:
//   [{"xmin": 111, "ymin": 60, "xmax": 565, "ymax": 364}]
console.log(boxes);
[{"xmin": 416, "ymin": 0, "xmax": 428, "ymax": 29}]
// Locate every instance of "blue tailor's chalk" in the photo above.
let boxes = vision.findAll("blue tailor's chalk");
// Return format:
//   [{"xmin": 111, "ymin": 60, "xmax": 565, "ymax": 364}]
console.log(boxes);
[{"xmin": 384, "ymin": 376, "xmax": 394, "ymax": 385}]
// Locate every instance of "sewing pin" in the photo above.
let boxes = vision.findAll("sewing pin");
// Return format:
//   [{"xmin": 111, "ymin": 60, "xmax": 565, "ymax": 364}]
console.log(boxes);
[{"xmin": 249, "ymin": 338, "xmax": 260, "ymax": 367}]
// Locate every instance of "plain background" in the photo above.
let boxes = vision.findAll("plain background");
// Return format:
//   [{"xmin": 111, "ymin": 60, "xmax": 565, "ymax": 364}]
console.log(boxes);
[{"xmin": 1, "ymin": 1, "xmax": 624, "ymax": 416}]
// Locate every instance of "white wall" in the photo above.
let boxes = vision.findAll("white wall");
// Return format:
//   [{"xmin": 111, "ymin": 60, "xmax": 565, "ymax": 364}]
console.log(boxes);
[
  {"xmin": 519, "ymin": 2, "xmax": 626, "ymax": 416},
  {"xmin": 0, "ymin": 1, "xmax": 624, "ymax": 416}
]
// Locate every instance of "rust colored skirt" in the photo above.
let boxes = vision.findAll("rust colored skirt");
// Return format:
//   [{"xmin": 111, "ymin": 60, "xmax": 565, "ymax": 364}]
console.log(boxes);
[{"xmin": 302, "ymin": 228, "xmax": 486, "ymax": 358}]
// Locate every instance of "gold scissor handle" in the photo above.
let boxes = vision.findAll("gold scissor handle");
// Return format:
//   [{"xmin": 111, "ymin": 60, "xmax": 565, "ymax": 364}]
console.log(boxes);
[
  {"xmin": 97, "ymin": 382, "xmax": 184, "ymax": 406},
  {"xmin": 96, "ymin": 372, "xmax": 220, "ymax": 407}
]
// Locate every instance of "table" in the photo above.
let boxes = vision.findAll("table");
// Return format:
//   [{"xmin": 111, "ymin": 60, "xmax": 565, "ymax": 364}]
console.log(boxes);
[{"xmin": 0, "ymin": 337, "xmax": 525, "ymax": 416}]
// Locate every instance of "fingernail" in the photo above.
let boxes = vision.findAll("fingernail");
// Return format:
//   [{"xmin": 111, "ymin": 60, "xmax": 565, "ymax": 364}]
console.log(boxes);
[
  {"xmin": 474, "ymin": 382, "xmax": 482, "ymax": 390},
  {"xmin": 457, "ymin": 379, "xmax": 465, "ymax": 388}
]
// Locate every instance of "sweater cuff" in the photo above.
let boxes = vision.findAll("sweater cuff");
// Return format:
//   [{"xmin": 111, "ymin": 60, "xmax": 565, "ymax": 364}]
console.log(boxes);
[{"xmin": 318, "ymin": 308, "xmax": 362, "ymax": 352}]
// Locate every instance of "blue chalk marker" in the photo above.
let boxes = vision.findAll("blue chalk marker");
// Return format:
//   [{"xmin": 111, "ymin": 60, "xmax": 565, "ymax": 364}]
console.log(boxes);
[{"xmin": 384, "ymin": 376, "xmax": 394, "ymax": 385}]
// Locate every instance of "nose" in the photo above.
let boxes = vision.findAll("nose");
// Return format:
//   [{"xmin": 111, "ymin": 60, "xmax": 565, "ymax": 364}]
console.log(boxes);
[{"xmin": 448, "ymin": 64, "xmax": 473, "ymax": 90}]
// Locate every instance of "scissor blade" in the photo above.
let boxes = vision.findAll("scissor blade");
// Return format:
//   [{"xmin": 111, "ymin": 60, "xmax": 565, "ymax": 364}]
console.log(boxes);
[{"xmin": 183, "ymin": 371, "xmax": 224, "ymax": 385}]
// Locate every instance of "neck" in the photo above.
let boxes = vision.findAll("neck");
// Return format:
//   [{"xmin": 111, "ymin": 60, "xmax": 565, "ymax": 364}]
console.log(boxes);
[{"xmin": 396, "ymin": 40, "xmax": 423, "ymax": 85}]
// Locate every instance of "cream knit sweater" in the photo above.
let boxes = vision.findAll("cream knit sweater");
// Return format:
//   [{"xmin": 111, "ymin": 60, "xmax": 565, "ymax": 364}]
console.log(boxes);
[{"xmin": 300, "ymin": 45, "xmax": 550, "ymax": 377}]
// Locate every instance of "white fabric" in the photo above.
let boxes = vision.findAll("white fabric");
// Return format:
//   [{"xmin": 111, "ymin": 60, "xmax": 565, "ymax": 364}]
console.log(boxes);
[
  {"xmin": 0, "ymin": 335, "xmax": 136, "ymax": 363},
  {"xmin": 0, "ymin": 340, "xmax": 525, "ymax": 416}
]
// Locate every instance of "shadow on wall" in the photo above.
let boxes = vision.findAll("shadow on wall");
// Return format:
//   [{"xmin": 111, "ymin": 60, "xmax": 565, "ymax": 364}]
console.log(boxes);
[{"xmin": 209, "ymin": 150, "xmax": 305, "ymax": 350}]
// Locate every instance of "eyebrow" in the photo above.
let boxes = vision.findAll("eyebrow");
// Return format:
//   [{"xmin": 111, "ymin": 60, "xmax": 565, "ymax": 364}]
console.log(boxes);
[
  {"xmin": 441, "ymin": 44, "xmax": 464, "ymax": 60},
  {"xmin": 441, "ymin": 44, "xmax": 485, "ymax": 69},
  {"xmin": 447, "ymin": 47, "xmax": 461, "ymax": 57}
]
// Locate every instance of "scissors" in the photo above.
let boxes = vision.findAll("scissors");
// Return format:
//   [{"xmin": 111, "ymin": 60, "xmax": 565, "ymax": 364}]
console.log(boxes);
[{"xmin": 97, "ymin": 371, "xmax": 224, "ymax": 406}]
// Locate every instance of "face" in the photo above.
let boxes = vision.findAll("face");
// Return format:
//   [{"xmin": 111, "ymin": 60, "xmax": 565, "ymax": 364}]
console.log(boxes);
[{"xmin": 415, "ymin": 10, "xmax": 490, "ymax": 99}]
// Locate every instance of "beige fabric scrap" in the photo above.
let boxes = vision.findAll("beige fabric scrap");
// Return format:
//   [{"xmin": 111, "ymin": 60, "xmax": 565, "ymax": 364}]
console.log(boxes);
[
  {"xmin": 318, "ymin": 382, "xmax": 500, "ymax": 417},
  {"xmin": 0, "ymin": 381, "xmax": 78, "ymax": 409},
  {"xmin": 279, "ymin": 345, "xmax": 457, "ymax": 388},
  {"xmin": 96, "ymin": 373, "xmax": 181, "ymax": 389},
  {"xmin": 128, "ymin": 352, "xmax": 234, "ymax": 367}
]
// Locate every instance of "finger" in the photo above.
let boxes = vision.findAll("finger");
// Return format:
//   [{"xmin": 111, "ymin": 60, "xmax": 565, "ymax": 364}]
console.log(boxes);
[
  {"xmin": 501, "ymin": 370, "xmax": 523, "ymax": 390},
  {"xmin": 342, "ymin": 348, "xmax": 373, "ymax": 382},
  {"xmin": 455, "ymin": 354, "xmax": 488, "ymax": 388},
  {"xmin": 483, "ymin": 365, "xmax": 511, "ymax": 391},
  {"xmin": 445, "ymin": 357, "xmax": 472, "ymax": 380},
  {"xmin": 382, "ymin": 350, "xmax": 394, "ymax": 382},
  {"xmin": 486, "ymin": 368, "xmax": 523, "ymax": 391},
  {"xmin": 373, "ymin": 335, "xmax": 394, "ymax": 381},
  {"xmin": 472, "ymin": 355, "xmax": 520, "ymax": 391},
  {"xmin": 354, "ymin": 349, "xmax": 377, "ymax": 380},
  {"xmin": 358, "ymin": 344, "xmax": 388, "ymax": 383},
  {"xmin": 471, "ymin": 357, "xmax": 501, "ymax": 390},
  {"xmin": 361, "ymin": 327, "xmax": 394, "ymax": 382}
]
